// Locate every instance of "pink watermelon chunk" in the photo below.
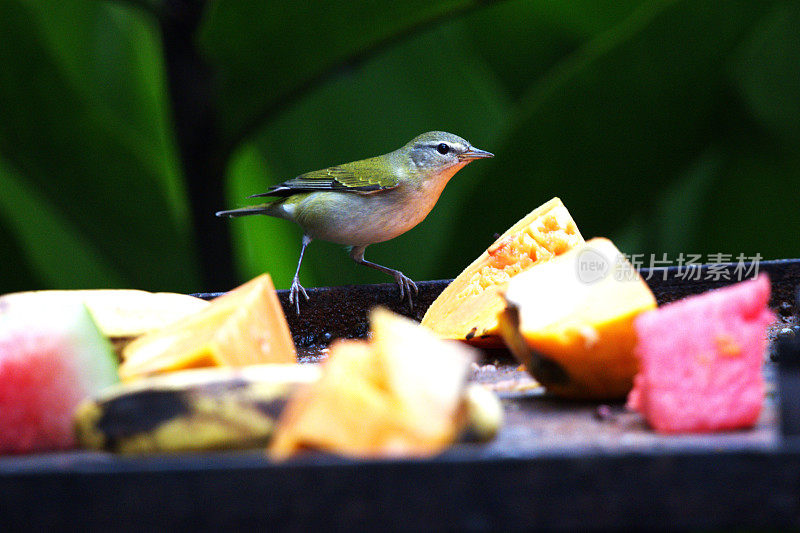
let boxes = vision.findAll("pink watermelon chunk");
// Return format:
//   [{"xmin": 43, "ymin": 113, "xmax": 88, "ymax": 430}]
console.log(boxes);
[
  {"xmin": 0, "ymin": 303, "xmax": 119, "ymax": 454},
  {"xmin": 627, "ymin": 274, "xmax": 774, "ymax": 433}
]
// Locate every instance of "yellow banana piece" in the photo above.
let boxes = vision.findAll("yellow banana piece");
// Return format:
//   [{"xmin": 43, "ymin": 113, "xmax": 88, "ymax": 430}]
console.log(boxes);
[
  {"xmin": 74, "ymin": 364, "xmax": 320, "ymax": 454},
  {"xmin": 74, "ymin": 364, "xmax": 503, "ymax": 455}
]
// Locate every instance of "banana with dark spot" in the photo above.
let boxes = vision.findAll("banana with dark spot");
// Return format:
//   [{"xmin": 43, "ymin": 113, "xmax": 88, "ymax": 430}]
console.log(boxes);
[
  {"xmin": 74, "ymin": 364, "xmax": 321, "ymax": 454},
  {"xmin": 74, "ymin": 364, "xmax": 503, "ymax": 454}
]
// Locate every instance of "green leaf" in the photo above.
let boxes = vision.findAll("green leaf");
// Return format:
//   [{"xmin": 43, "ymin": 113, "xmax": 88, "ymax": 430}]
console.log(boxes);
[
  {"xmin": 0, "ymin": 157, "xmax": 126, "ymax": 290},
  {"xmin": 688, "ymin": 135, "xmax": 800, "ymax": 260},
  {"xmin": 445, "ymin": 0, "xmax": 788, "ymax": 274},
  {"xmin": 0, "ymin": 0, "xmax": 199, "ymax": 292},
  {"xmin": 466, "ymin": 0, "xmax": 648, "ymax": 99},
  {"xmin": 198, "ymin": 0, "xmax": 492, "ymax": 145},
  {"xmin": 652, "ymin": 147, "xmax": 723, "ymax": 254},
  {"xmin": 729, "ymin": 2, "xmax": 800, "ymax": 146},
  {"xmin": 2, "ymin": 0, "xmax": 797, "ymax": 297}
]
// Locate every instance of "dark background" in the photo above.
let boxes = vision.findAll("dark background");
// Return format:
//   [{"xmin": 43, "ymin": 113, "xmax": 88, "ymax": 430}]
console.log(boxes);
[{"xmin": 0, "ymin": 0, "xmax": 797, "ymax": 295}]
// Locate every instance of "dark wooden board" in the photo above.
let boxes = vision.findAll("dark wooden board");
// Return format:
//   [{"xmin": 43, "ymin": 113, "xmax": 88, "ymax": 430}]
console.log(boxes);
[{"xmin": 1, "ymin": 259, "xmax": 799, "ymax": 531}]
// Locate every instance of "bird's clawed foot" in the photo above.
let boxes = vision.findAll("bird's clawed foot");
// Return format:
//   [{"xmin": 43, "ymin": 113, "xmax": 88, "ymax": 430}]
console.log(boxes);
[
  {"xmin": 392, "ymin": 270, "xmax": 419, "ymax": 310},
  {"xmin": 288, "ymin": 276, "xmax": 309, "ymax": 314},
  {"xmin": 348, "ymin": 246, "xmax": 418, "ymax": 311}
]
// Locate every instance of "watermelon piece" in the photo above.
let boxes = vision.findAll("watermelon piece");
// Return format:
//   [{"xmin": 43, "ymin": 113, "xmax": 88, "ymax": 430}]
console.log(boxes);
[
  {"xmin": 0, "ymin": 302, "xmax": 119, "ymax": 454},
  {"xmin": 627, "ymin": 274, "xmax": 774, "ymax": 433}
]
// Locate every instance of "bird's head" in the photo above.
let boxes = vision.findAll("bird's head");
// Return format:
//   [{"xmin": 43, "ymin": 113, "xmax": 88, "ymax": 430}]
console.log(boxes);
[{"xmin": 402, "ymin": 131, "xmax": 493, "ymax": 178}]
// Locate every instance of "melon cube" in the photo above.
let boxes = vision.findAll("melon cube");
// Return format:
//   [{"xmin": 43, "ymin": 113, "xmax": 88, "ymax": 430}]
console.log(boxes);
[{"xmin": 627, "ymin": 274, "xmax": 774, "ymax": 433}]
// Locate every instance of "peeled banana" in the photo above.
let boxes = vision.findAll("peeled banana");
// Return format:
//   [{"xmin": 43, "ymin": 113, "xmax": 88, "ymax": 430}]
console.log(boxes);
[{"xmin": 74, "ymin": 364, "xmax": 503, "ymax": 455}]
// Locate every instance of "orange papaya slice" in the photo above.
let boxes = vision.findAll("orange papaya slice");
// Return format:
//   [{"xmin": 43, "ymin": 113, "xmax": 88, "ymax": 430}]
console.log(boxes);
[
  {"xmin": 498, "ymin": 238, "xmax": 657, "ymax": 399},
  {"xmin": 421, "ymin": 197, "xmax": 584, "ymax": 347},
  {"xmin": 119, "ymin": 274, "xmax": 296, "ymax": 380},
  {"xmin": 270, "ymin": 308, "xmax": 476, "ymax": 459}
]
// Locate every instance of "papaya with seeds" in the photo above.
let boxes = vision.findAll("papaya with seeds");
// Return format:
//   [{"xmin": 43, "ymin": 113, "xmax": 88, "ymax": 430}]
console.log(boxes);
[{"xmin": 421, "ymin": 198, "xmax": 584, "ymax": 347}]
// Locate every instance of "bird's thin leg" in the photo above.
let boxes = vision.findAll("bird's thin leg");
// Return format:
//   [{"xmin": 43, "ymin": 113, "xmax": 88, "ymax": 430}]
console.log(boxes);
[
  {"xmin": 289, "ymin": 235, "xmax": 312, "ymax": 314},
  {"xmin": 349, "ymin": 245, "xmax": 418, "ymax": 309}
]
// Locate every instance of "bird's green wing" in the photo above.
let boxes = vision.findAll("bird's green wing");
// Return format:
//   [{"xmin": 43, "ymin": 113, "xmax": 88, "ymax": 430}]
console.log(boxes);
[{"xmin": 250, "ymin": 156, "xmax": 400, "ymax": 198}]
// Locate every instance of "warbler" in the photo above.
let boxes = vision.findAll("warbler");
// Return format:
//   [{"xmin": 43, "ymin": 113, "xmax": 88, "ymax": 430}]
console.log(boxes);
[{"xmin": 216, "ymin": 131, "xmax": 493, "ymax": 313}]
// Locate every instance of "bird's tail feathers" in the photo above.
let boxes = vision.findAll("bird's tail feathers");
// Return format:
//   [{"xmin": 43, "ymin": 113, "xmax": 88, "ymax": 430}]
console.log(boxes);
[{"xmin": 215, "ymin": 204, "xmax": 273, "ymax": 218}]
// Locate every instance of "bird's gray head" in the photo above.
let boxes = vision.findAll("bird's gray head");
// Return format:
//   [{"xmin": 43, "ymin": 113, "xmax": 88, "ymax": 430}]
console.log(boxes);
[{"xmin": 403, "ymin": 131, "xmax": 493, "ymax": 172}]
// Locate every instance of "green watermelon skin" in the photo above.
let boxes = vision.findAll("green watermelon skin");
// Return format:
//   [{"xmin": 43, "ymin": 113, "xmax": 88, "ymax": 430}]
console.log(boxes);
[{"xmin": 0, "ymin": 303, "xmax": 118, "ymax": 454}]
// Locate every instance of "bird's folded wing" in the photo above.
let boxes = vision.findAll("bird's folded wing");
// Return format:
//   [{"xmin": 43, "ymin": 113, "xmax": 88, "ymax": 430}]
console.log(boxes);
[{"xmin": 249, "ymin": 161, "xmax": 400, "ymax": 198}]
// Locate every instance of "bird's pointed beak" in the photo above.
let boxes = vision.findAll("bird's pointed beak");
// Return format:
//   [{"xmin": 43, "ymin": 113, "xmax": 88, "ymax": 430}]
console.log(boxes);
[{"xmin": 459, "ymin": 147, "xmax": 494, "ymax": 161}]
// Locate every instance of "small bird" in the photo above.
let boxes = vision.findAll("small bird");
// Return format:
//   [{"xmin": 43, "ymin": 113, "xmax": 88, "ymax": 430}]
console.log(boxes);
[{"xmin": 216, "ymin": 131, "xmax": 493, "ymax": 313}]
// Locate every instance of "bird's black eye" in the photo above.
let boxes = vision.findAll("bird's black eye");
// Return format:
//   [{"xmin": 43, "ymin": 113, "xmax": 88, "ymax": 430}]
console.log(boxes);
[{"xmin": 436, "ymin": 143, "xmax": 450, "ymax": 155}]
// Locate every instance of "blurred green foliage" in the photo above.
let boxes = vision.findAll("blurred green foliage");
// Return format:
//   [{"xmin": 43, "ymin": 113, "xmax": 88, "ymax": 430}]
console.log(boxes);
[{"xmin": 0, "ymin": 0, "xmax": 797, "ymax": 294}]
